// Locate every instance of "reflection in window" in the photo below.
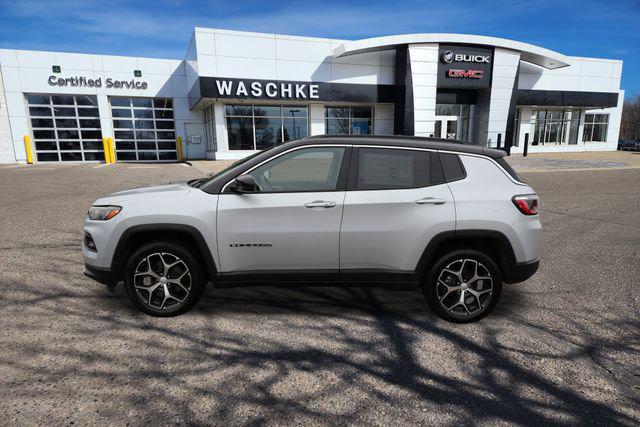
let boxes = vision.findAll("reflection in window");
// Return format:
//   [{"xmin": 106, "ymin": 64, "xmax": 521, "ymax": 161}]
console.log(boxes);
[
  {"xmin": 225, "ymin": 104, "xmax": 309, "ymax": 150},
  {"xmin": 582, "ymin": 113, "xmax": 609, "ymax": 142},
  {"xmin": 325, "ymin": 106, "xmax": 374, "ymax": 135}
]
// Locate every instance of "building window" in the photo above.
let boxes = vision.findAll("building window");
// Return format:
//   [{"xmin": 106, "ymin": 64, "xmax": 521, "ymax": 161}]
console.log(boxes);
[
  {"xmin": 325, "ymin": 106, "xmax": 374, "ymax": 135},
  {"xmin": 530, "ymin": 109, "xmax": 579, "ymax": 146},
  {"xmin": 27, "ymin": 94, "xmax": 104, "ymax": 162},
  {"xmin": 110, "ymin": 97, "xmax": 176, "ymax": 161},
  {"xmin": 583, "ymin": 113, "xmax": 609, "ymax": 142},
  {"xmin": 225, "ymin": 104, "xmax": 309, "ymax": 151},
  {"xmin": 512, "ymin": 108, "xmax": 521, "ymax": 147},
  {"xmin": 204, "ymin": 105, "xmax": 216, "ymax": 153}
]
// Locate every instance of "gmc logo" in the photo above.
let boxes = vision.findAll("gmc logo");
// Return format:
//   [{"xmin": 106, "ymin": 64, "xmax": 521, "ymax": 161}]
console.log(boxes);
[{"xmin": 448, "ymin": 69, "xmax": 484, "ymax": 79}]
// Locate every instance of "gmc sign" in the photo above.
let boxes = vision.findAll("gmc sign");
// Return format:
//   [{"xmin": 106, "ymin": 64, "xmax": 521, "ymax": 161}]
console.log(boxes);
[
  {"xmin": 438, "ymin": 44, "xmax": 494, "ymax": 89},
  {"xmin": 448, "ymin": 69, "xmax": 484, "ymax": 79}
]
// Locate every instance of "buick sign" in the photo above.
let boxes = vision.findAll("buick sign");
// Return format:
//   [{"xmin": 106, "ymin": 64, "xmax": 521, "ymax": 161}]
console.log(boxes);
[{"xmin": 441, "ymin": 51, "xmax": 491, "ymax": 64}]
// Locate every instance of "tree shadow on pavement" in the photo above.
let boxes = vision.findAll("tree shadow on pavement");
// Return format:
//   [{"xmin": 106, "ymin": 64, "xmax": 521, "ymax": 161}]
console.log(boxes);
[{"xmin": 1, "ymin": 277, "xmax": 638, "ymax": 425}]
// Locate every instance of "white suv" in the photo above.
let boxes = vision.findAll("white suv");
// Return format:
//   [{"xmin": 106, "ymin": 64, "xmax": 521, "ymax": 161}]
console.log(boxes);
[{"xmin": 83, "ymin": 135, "xmax": 540, "ymax": 322}]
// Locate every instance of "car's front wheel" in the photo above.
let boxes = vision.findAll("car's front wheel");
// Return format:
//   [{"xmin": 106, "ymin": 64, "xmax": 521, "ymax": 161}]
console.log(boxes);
[
  {"xmin": 422, "ymin": 249, "xmax": 502, "ymax": 323},
  {"xmin": 124, "ymin": 241, "xmax": 206, "ymax": 317}
]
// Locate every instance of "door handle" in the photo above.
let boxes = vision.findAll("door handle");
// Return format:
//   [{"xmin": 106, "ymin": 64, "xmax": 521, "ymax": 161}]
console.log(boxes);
[
  {"xmin": 304, "ymin": 200, "xmax": 336, "ymax": 208},
  {"xmin": 415, "ymin": 197, "xmax": 446, "ymax": 205}
]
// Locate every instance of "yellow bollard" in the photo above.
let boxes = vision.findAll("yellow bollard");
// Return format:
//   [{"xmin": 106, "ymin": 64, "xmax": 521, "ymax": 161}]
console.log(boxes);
[
  {"xmin": 102, "ymin": 137, "xmax": 112, "ymax": 163},
  {"xmin": 108, "ymin": 137, "xmax": 116, "ymax": 163},
  {"xmin": 176, "ymin": 136, "xmax": 183, "ymax": 161},
  {"xmin": 23, "ymin": 135, "xmax": 34, "ymax": 164}
]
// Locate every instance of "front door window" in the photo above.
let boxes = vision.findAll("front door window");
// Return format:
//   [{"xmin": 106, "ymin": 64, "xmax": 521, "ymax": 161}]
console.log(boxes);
[{"xmin": 247, "ymin": 147, "xmax": 345, "ymax": 193}]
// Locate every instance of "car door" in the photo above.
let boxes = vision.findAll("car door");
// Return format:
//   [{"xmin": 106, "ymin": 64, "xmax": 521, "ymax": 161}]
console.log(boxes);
[
  {"xmin": 340, "ymin": 146, "xmax": 456, "ymax": 272},
  {"xmin": 217, "ymin": 145, "xmax": 350, "ymax": 273}
]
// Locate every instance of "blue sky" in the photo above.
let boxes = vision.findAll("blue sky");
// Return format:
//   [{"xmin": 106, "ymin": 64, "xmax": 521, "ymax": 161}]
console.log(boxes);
[{"xmin": 0, "ymin": 0, "xmax": 638, "ymax": 96}]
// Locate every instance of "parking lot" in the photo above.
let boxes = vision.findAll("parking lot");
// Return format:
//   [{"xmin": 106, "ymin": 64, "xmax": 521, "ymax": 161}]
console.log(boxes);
[{"xmin": 0, "ymin": 162, "xmax": 638, "ymax": 425}]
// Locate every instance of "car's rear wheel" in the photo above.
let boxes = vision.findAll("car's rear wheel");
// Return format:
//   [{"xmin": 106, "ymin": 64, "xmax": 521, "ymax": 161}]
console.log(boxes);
[
  {"xmin": 422, "ymin": 249, "xmax": 502, "ymax": 323},
  {"xmin": 124, "ymin": 241, "xmax": 206, "ymax": 317}
]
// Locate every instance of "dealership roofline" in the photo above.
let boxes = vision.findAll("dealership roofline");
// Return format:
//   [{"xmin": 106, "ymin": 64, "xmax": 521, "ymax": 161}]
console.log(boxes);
[{"xmin": 334, "ymin": 33, "xmax": 571, "ymax": 69}]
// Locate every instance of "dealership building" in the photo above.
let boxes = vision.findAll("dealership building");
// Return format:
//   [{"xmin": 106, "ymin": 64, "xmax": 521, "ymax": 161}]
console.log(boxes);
[{"xmin": 0, "ymin": 28, "xmax": 624, "ymax": 164}]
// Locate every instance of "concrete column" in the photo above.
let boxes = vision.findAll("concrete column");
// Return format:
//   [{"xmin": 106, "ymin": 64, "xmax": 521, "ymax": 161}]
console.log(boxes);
[
  {"xmin": 213, "ymin": 101, "xmax": 228, "ymax": 153},
  {"xmin": 409, "ymin": 44, "xmax": 438, "ymax": 137},
  {"xmin": 485, "ymin": 48, "xmax": 521, "ymax": 147},
  {"xmin": 577, "ymin": 109, "xmax": 587, "ymax": 147},
  {"xmin": 97, "ymin": 94, "xmax": 112, "ymax": 141},
  {"xmin": 374, "ymin": 104, "xmax": 394, "ymax": 134},
  {"xmin": 309, "ymin": 103, "xmax": 325, "ymax": 136},
  {"xmin": 0, "ymin": 67, "xmax": 16, "ymax": 163},
  {"xmin": 607, "ymin": 89, "xmax": 624, "ymax": 145}
]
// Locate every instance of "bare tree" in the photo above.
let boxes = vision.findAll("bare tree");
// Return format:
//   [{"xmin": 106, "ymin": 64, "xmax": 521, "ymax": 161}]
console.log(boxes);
[{"xmin": 620, "ymin": 95, "xmax": 640, "ymax": 141}]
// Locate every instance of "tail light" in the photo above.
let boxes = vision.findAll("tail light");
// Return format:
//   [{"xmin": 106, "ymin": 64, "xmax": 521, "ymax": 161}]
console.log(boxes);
[{"xmin": 512, "ymin": 194, "xmax": 539, "ymax": 215}]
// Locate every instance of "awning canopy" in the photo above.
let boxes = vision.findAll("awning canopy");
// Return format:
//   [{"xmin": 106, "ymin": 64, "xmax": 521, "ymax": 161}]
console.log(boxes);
[{"xmin": 334, "ymin": 33, "xmax": 571, "ymax": 69}]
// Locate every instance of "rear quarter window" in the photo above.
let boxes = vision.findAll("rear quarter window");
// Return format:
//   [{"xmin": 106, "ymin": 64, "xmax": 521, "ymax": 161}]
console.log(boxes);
[{"xmin": 439, "ymin": 153, "xmax": 466, "ymax": 182}]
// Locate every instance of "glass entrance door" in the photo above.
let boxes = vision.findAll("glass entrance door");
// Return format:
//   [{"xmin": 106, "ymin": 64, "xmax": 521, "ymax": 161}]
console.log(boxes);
[
  {"xmin": 434, "ymin": 104, "xmax": 471, "ymax": 141},
  {"xmin": 434, "ymin": 117, "xmax": 458, "ymax": 139}
]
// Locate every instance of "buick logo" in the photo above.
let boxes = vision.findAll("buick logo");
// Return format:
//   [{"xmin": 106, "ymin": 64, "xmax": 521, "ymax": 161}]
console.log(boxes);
[{"xmin": 442, "ymin": 51, "xmax": 455, "ymax": 64}]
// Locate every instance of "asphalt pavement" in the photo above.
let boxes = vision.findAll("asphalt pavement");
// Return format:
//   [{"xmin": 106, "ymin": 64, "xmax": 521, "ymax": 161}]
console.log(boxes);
[{"xmin": 0, "ymin": 162, "xmax": 638, "ymax": 425}]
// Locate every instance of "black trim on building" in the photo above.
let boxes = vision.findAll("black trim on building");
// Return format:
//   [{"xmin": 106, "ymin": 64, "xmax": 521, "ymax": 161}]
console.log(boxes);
[
  {"xmin": 515, "ymin": 90, "xmax": 618, "ymax": 108},
  {"xmin": 393, "ymin": 46, "xmax": 414, "ymax": 135},
  {"xmin": 504, "ymin": 63, "xmax": 521, "ymax": 154},
  {"xmin": 189, "ymin": 77, "xmax": 397, "ymax": 110},
  {"xmin": 435, "ymin": 89, "xmax": 478, "ymax": 105}
]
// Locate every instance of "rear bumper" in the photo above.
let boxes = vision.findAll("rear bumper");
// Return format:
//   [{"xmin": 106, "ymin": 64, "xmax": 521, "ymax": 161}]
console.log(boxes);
[
  {"xmin": 84, "ymin": 264, "xmax": 120, "ymax": 286},
  {"xmin": 504, "ymin": 260, "xmax": 539, "ymax": 284}
]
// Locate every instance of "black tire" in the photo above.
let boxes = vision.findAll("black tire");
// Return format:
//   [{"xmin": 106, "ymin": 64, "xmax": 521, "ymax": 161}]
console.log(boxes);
[
  {"xmin": 422, "ymin": 249, "xmax": 502, "ymax": 323},
  {"xmin": 124, "ymin": 240, "xmax": 206, "ymax": 317}
]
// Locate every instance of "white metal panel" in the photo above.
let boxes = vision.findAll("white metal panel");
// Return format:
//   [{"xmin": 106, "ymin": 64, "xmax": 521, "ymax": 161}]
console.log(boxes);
[
  {"xmin": 450, "ymin": 155, "xmax": 540, "ymax": 262},
  {"xmin": 340, "ymin": 183, "xmax": 455, "ymax": 270},
  {"xmin": 276, "ymin": 38, "xmax": 331, "ymax": 62},
  {"xmin": 217, "ymin": 192, "xmax": 345, "ymax": 271}
]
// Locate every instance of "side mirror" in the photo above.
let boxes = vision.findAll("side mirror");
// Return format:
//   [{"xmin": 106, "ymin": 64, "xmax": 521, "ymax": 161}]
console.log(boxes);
[{"xmin": 231, "ymin": 174, "xmax": 259, "ymax": 193}]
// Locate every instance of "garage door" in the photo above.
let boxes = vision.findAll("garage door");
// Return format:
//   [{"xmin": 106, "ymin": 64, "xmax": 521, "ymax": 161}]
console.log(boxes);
[
  {"xmin": 110, "ymin": 97, "xmax": 177, "ymax": 161},
  {"xmin": 27, "ymin": 94, "xmax": 104, "ymax": 162}
]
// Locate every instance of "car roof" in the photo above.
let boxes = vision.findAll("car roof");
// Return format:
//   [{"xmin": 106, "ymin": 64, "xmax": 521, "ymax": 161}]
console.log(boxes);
[{"xmin": 295, "ymin": 134, "xmax": 507, "ymax": 159}]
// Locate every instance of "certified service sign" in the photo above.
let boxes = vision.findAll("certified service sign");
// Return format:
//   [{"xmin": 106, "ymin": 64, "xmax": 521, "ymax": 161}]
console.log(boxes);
[{"xmin": 48, "ymin": 75, "xmax": 149, "ymax": 90}]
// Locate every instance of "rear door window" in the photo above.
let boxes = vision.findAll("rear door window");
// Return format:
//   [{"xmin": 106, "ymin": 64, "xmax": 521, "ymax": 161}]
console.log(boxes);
[{"xmin": 354, "ymin": 148, "xmax": 443, "ymax": 190}]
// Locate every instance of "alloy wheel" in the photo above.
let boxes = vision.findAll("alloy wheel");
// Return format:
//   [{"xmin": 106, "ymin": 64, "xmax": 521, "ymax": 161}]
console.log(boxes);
[
  {"xmin": 133, "ymin": 252, "xmax": 192, "ymax": 310},
  {"xmin": 436, "ymin": 258, "xmax": 494, "ymax": 317}
]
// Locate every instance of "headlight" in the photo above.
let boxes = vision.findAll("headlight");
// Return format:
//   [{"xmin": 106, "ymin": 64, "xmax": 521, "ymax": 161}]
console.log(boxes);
[{"xmin": 87, "ymin": 205, "xmax": 121, "ymax": 221}]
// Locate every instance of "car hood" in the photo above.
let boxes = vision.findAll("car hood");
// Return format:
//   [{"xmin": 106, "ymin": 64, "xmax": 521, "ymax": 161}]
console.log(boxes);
[{"xmin": 94, "ymin": 182, "xmax": 192, "ymax": 204}]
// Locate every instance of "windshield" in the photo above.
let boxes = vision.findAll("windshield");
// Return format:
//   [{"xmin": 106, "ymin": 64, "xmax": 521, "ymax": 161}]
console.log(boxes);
[{"xmin": 187, "ymin": 144, "xmax": 282, "ymax": 188}]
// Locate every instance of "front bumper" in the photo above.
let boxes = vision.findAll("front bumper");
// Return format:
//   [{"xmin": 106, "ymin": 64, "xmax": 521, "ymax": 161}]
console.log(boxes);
[
  {"xmin": 504, "ymin": 259, "xmax": 539, "ymax": 284},
  {"xmin": 84, "ymin": 264, "xmax": 120, "ymax": 286}
]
